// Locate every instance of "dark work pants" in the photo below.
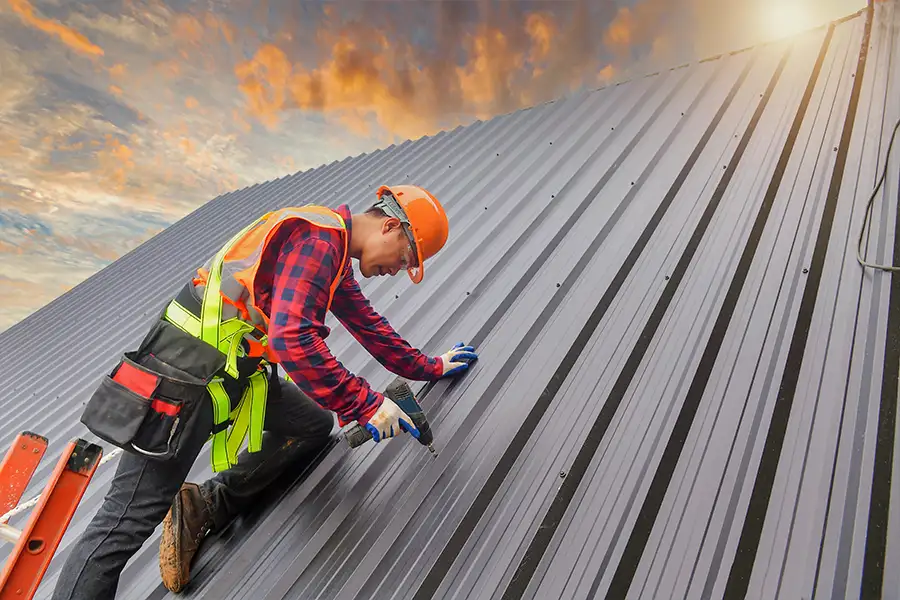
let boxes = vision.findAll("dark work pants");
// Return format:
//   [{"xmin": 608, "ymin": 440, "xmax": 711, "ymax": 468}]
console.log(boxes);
[{"xmin": 50, "ymin": 372, "xmax": 335, "ymax": 600}]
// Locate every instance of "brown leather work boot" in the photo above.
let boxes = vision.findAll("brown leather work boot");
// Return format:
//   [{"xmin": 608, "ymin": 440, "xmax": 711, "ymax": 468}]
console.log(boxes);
[{"xmin": 159, "ymin": 482, "xmax": 214, "ymax": 592}]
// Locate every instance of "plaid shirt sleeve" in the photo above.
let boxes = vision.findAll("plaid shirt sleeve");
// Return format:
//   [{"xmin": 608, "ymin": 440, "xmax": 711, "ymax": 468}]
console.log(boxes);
[
  {"xmin": 330, "ymin": 263, "xmax": 443, "ymax": 381},
  {"xmin": 266, "ymin": 224, "xmax": 384, "ymax": 427}
]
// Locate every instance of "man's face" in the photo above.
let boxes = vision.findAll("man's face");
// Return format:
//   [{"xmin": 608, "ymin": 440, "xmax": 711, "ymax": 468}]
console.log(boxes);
[{"xmin": 359, "ymin": 217, "xmax": 417, "ymax": 278}]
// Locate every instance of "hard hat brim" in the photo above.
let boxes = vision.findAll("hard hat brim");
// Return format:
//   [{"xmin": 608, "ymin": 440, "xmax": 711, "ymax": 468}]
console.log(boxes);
[{"xmin": 407, "ymin": 252, "xmax": 424, "ymax": 284}]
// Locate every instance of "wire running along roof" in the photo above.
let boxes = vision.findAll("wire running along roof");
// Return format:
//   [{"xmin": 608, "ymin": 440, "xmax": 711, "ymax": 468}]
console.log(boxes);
[{"xmin": 2, "ymin": 2, "xmax": 900, "ymax": 598}]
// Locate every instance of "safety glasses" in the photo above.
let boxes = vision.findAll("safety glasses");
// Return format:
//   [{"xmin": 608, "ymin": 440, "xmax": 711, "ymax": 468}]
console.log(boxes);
[{"xmin": 375, "ymin": 191, "xmax": 419, "ymax": 269}]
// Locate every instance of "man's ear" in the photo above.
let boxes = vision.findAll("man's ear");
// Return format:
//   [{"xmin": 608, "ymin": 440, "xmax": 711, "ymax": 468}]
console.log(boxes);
[{"xmin": 381, "ymin": 216, "xmax": 402, "ymax": 234}]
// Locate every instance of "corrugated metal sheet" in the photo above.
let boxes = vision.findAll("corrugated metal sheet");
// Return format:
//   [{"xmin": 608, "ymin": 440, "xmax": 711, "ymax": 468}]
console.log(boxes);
[{"xmin": 2, "ymin": 3, "xmax": 900, "ymax": 598}]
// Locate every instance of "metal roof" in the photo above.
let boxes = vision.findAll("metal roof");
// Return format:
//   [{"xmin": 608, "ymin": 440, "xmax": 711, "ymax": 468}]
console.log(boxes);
[{"xmin": 2, "ymin": 2, "xmax": 900, "ymax": 598}]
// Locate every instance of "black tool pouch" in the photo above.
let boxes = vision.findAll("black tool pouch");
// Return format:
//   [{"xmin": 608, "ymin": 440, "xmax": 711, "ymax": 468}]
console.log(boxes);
[{"xmin": 81, "ymin": 317, "xmax": 227, "ymax": 461}]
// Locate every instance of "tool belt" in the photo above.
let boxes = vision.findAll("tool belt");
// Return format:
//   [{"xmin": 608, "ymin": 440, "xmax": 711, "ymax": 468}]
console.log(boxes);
[
  {"xmin": 80, "ymin": 316, "xmax": 227, "ymax": 462},
  {"xmin": 81, "ymin": 216, "xmax": 276, "ymax": 472}
]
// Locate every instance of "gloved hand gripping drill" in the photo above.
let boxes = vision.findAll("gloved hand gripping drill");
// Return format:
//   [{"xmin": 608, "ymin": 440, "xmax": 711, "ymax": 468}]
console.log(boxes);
[
  {"xmin": 345, "ymin": 342, "xmax": 479, "ymax": 455},
  {"xmin": 345, "ymin": 377, "xmax": 437, "ymax": 455}
]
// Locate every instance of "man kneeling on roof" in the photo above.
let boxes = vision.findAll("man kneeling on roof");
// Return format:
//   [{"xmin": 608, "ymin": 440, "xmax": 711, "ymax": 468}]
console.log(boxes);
[{"xmin": 52, "ymin": 184, "xmax": 479, "ymax": 599}]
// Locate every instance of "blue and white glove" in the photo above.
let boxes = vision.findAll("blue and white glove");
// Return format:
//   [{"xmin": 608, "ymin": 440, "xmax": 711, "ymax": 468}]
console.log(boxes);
[
  {"xmin": 438, "ymin": 342, "xmax": 479, "ymax": 377},
  {"xmin": 364, "ymin": 395, "xmax": 419, "ymax": 442}
]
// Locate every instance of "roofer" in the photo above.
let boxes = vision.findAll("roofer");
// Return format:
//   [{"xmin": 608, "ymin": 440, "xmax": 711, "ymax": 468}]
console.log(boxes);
[{"xmin": 51, "ymin": 184, "xmax": 478, "ymax": 599}]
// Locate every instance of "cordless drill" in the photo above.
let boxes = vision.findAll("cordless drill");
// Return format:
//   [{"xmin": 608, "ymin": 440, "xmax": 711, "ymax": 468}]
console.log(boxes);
[{"xmin": 344, "ymin": 377, "xmax": 437, "ymax": 455}]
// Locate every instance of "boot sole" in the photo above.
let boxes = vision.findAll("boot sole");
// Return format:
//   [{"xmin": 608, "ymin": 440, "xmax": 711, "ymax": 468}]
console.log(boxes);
[{"xmin": 159, "ymin": 496, "xmax": 187, "ymax": 592}]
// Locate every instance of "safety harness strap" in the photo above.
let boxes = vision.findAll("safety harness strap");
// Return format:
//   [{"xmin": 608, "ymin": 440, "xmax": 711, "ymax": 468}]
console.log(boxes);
[
  {"xmin": 163, "ymin": 216, "xmax": 270, "ymax": 473},
  {"xmin": 165, "ymin": 301, "xmax": 254, "ymax": 350},
  {"xmin": 225, "ymin": 370, "xmax": 268, "ymax": 464},
  {"xmin": 206, "ymin": 379, "xmax": 234, "ymax": 473},
  {"xmin": 166, "ymin": 317, "xmax": 268, "ymax": 473}
]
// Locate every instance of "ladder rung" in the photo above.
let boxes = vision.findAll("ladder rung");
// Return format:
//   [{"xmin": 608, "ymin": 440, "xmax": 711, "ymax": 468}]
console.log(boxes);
[{"xmin": 0, "ymin": 432, "xmax": 48, "ymax": 516}]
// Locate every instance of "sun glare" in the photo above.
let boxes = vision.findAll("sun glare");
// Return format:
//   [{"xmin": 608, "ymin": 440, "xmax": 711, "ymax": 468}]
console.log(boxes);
[{"xmin": 765, "ymin": 3, "xmax": 813, "ymax": 40}]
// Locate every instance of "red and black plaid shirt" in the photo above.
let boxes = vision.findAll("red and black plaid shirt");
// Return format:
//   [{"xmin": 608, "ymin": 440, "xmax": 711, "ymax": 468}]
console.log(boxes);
[{"xmin": 254, "ymin": 204, "xmax": 442, "ymax": 426}]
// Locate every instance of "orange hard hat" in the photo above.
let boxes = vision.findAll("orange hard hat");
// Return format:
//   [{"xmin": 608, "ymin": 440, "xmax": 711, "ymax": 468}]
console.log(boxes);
[{"xmin": 375, "ymin": 184, "xmax": 448, "ymax": 284}]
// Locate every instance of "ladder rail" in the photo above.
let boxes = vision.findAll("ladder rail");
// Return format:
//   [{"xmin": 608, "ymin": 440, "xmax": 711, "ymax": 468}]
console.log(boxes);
[
  {"xmin": 0, "ymin": 436, "xmax": 103, "ymax": 600},
  {"xmin": 0, "ymin": 432, "xmax": 48, "ymax": 516}
]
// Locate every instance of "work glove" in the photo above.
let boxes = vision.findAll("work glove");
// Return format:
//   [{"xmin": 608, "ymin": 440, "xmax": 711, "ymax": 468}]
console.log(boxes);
[
  {"xmin": 438, "ymin": 342, "xmax": 479, "ymax": 377},
  {"xmin": 363, "ymin": 395, "xmax": 420, "ymax": 442}
]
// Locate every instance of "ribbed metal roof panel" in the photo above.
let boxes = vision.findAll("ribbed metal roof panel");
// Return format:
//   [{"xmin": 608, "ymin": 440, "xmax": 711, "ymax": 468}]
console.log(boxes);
[{"xmin": 2, "ymin": 3, "xmax": 899, "ymax": 599}]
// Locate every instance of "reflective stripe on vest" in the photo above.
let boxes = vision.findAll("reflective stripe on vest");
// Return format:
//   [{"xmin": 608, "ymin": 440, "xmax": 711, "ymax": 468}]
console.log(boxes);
[{"xmin": 162, "ymin": 205, "xmax": 348, "ymax": 472}]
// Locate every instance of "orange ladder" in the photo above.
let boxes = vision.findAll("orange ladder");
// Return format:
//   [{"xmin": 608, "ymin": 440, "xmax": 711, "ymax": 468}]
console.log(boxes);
[{"xmin": 0, "ymin": 431, "xmax": 102, "ymax": 599}]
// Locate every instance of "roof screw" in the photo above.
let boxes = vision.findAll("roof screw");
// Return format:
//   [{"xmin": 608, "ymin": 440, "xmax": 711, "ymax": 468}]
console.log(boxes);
[
  {"xmin": 665, "ymin": 275, "xmax": 670, "ymax": 280},
  {"xmin": 611, "ymin": 126, "xmax": 615, "ymax": 130},
  {"xmin": 834, "ymin": 147, "xmax": 838, "ymax": 151},
  {"xmin": 496, "ymin": 153, "xmax": 499, "ymax": 156},
  {"xmin": 802, "ymin": 268, "xmax": 808, "ymax": 274},
  {"xmin": 395, "ymin": 295, "xmax": 399, "ymax": 299},
  {"xmin": 559, "ymin": 471, "xmax": 567, "ymax": 478},
  {"xmin": 466, "ymin": 291, "xmax": 470, "ymax": 295},
  {"xmin": 550, "ymin": 141, "xmax": 553, "ymax": 145},
  {"xmin": 551, "ymin": 194, "xmax": 555, "ymax": 198},
  {"xmin": 631, "ymin": 182, "xmax": 634, "ymax": 185},
  {"xmin": 681, "ymin": 112, "xmax": 684, "ymax": 116},
  {"xmin": 484, "ymin": 206, "xmax": 488, "ymax": 210},
  {"xmin": 556, "ymin": 283, "xmax": 561, "ymax": 287}
]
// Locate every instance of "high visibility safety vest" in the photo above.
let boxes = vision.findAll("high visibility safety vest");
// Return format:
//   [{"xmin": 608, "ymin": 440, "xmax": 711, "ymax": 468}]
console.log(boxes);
[{"xmin": 162, "ymin": 205, "xmax": 348, "ymax": 472}]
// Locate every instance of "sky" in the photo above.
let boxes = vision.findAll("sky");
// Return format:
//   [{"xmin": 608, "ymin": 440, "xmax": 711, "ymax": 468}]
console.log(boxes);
[{"xmin": 0, "ymin": 0, "xmax": 866, "ymax": 332}]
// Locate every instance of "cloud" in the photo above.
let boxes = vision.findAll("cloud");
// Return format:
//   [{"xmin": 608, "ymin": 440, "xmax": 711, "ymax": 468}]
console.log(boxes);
[
  {"xmin": 0, "ymin": 133, "xmax": 21, "ymax": 157},
  {"xmin": 0, "ymin": 182, "xmax": 172, "ymax": 331},
  {"xmin": 454, "ymin": 25, "xmax": 526, "ymax": 119},
  {"xmin": 231, "ymin": 1, "xmax": 623, "ymax": 142},
  {"xmin": 232, "ymin": 0, "xmax": 793, "ymax": 144},
  {"xmin": 603, "ymin": 1, "xmax": 674, "ymax": 59},
  {"xmin": 108, "ymin": 63, "xmax": 127, "ymax": 79},
  {"xmin": 69, "ymin": 10, "xmax": 161, "ymax": 48},
  {"xmin": 39, "ymin": 72, "xmax": 144, "ymax": 130},
  {"xmin": 0, "ymin": 38, "xmax": 38, "ymax": 120},
  {"xmin": 7, "ymin": 0, "xmax": 104, "ymax": 56},
  {"xmin": 235, "ymin": 43, "xmax": 293, "ymax": 129}
]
